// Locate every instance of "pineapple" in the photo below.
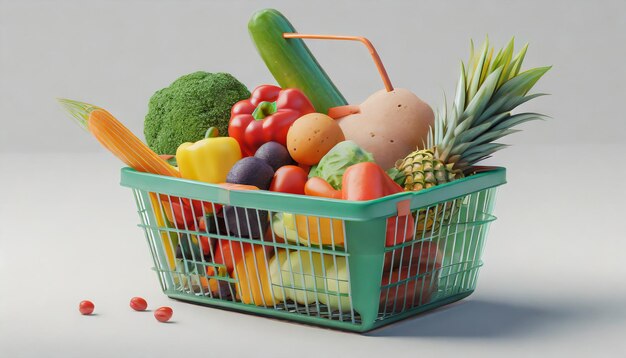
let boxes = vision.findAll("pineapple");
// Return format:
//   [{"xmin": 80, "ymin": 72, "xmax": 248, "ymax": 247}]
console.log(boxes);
[{"xmin": 396, "ymin": 38, "xmax": 550, "ymax": 191}]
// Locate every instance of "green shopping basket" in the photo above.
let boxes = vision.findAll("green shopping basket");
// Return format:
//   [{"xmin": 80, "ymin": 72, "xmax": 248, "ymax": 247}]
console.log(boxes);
[{"xmin": 120, "ymin": 166, "xmax": 505, "ymax": 332}]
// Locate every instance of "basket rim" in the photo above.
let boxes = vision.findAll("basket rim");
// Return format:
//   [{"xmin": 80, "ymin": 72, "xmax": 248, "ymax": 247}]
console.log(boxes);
[{"xmin": 120, "ymin": 166, "xmax": 505, "ymax": 221}]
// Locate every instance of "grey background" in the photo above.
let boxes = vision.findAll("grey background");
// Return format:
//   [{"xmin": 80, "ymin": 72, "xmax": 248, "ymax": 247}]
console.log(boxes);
[
  {"xmin": 1, "ymin": 0, "xmax": 625, "ymax": 152},
  {"xmin": 1, "ymin": 0, "xmax": 626, "ymax": 357}
]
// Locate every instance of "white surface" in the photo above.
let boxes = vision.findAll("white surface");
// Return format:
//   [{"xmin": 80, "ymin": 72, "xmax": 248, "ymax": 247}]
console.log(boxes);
[
  {"xmin": 1, "ymin": 147, "xmax": 625, "ymax": 357},
  {"xmin": 1, "ymin": 0, "xmax": 626, "ymax": 153}
]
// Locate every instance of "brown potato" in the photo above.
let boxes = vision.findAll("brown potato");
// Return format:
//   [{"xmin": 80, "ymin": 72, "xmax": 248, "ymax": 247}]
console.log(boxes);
[{"xmin": 337, "ymin": 88, "xmax": 434, "ymax": 169}]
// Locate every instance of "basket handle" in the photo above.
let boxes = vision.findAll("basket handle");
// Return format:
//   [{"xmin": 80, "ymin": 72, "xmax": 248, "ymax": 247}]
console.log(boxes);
[{"xmin": 283, "ymin": 33, "xmax": 394, "ymax": 92}]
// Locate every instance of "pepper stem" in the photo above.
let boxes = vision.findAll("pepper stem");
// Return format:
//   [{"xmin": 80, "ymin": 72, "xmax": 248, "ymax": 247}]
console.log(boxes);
[
  {"xmin": 251, "ymin": 101, "xmax": 278, "ymax": 120},
  {"xmin": 205, "ymin": 127, "xmax": 219, "ymax": 138},
  {"xmin": 283, "ymin": 33, "xmax": 394, "ymax": 92}
]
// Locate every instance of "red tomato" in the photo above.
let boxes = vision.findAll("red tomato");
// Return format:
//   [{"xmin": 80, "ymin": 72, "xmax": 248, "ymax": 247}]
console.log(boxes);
[
  {"xmin": 270, "ymin": 165, "xmax": 308, "ymax": 195},
  {"xmin": 154, "ymin": 307, "xmax": 173, "ymax": 323},
  {"xmin": 79, "ymin": 300, "xmax": 94, "ymax": 315},
  {"xmin": 130, "ymin": 297, "xmax": 148, "ymax": 311}
]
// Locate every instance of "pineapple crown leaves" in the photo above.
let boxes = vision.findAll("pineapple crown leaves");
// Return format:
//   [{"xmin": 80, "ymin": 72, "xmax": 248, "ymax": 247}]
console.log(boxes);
[
  {"xmin": 57, "ymin": 98, "xmax": 100, "ymax": 131},
  {"xmin": 432, "ymin": 37, "xmax": 551, "ymax": 171}
]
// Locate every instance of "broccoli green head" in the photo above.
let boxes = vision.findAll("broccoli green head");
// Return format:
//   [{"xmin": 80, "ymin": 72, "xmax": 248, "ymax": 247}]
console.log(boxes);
[{"xmin": 144, "ymin": 71, "xmax": 250, "ymax": 155}]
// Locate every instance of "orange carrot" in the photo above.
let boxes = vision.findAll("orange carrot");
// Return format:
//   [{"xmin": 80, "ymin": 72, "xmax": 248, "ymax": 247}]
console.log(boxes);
[
  {"xmin": 327, "ymin": 105, "xmax": 360, "ymax": 119},
  {"xmin": 58, "ymin": 99, "xmax": 179, "ymax": 177},
  {"xmin": 87, "ymin": 109, "xmax": 180, "ymax": 177},
  {"xmin": 304, "ymin": 177, "xmax": 342, "ymax": 199}
]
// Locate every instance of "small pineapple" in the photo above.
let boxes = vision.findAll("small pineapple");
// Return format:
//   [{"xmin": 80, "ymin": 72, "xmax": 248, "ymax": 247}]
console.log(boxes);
[{"xmin": 397, "ymin": 38, "xmax": 550, "ymax": 191}]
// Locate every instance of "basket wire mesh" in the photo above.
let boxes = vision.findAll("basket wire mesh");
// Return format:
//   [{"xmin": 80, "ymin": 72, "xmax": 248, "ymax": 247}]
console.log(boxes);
[{"xmin": 123, "ymin": 167, "xmax": 503, "ymax": 332}]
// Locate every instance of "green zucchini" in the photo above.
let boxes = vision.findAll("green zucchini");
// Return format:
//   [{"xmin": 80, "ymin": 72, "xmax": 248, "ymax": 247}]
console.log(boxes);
[{"xmin": 248, "ymin": 9, "xmax": 348, "ymax": 114}]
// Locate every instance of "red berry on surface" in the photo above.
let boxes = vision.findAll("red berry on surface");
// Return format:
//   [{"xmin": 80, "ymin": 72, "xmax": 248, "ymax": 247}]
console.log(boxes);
[
  {"xmin": 154, "ymin": 307, "xmax": 173, "ymax": 322},
  {"xmin": 79, "ymin": 300, "xmax": 94, "ymax": 315},
  {"xmin": 130, "ymin": 297, "xmax": 148, "ymax": 311}
]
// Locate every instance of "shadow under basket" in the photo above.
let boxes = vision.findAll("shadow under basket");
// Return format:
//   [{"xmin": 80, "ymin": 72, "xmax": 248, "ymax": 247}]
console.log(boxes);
[{"xmin": 120, "ymin": 166, "xmax": 506, "ymax": 332}]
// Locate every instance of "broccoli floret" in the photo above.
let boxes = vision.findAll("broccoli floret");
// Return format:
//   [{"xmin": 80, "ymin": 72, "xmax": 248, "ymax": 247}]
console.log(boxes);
[{"xmin": 144, "ymin": 71, "xmax": 250, "ymax": 155}]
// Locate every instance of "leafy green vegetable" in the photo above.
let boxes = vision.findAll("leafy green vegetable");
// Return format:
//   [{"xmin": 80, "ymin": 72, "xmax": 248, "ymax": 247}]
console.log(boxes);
[
  {"xmin": 144, "ymin": 71, "xmax": 250, "ymax": 155},
  {"xmin": 308, "ymin": 141, "xmax": 374, "ymax": 189}
]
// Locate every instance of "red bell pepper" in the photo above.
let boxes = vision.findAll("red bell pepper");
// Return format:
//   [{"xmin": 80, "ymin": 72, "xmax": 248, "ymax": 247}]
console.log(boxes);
[
  {"xmin": 162, "ymin": 197, "xmax": 204, "ymax": 231},
  {"xmin": 343, "ymin": 163, "xmax": 415, "ymax": 246},
  {"xmin": 341, "ymin": 162, "xmax": 405, "ymax": 201},
  {"xmin": 206, "ymin": 240, "xmax": 251, "ymax": 276},
  {"xmin": 305, "ymin": 162, "xmax": 415, "ymax": 246},
  {"xmin": 229, "ymin": 85, "xmax": 315, "ymax": 157}
]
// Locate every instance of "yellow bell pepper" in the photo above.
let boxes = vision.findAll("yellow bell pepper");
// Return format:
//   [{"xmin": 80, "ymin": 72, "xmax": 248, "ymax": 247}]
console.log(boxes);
[
  {"xmin": 176, "ymin": 127, "xmax": 241, "ymax": 184},
  {"xmin": 294, "ymin": 215, "xmax": 345, "ymax": 246},
  {"xmin": 282, "ymin": 212, "xmax": 345, "ymax": 247},
  {"xmin": 234, "ymin": 245, "xmax": 277, "ymax": 306},
  {"xmin": 149, "ymin": 192, "xmax": 178, "ymax": 270}
]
